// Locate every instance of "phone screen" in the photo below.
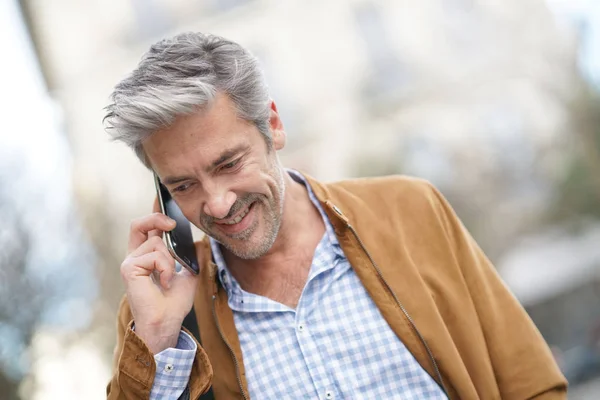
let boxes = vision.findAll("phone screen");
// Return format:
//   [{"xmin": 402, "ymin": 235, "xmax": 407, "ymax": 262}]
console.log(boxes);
[{"xmin": 153, "ymin": 173, "xmax": 200, "ymax": 275}]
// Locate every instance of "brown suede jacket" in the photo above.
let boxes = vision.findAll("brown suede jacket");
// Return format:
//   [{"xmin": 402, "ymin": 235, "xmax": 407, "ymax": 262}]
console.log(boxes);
[{"xmin": 107, "ymin": 175, "xmax": 567, "ymax": 399}]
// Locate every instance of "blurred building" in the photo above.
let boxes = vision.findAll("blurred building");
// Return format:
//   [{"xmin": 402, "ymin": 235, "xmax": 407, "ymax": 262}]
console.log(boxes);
[
  {"xmin": 500, "ymin": 223, "xmax": 600, "ymax": 385},
  {"xmin": 18, "ymin": 0, "xmax": 599, "ymax": 398}
]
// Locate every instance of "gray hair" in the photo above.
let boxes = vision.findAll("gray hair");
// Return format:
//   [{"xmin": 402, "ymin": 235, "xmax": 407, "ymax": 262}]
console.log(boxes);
[{"xmin": 103, "ymin": 32, "xmax": 271, "ymax": 168}]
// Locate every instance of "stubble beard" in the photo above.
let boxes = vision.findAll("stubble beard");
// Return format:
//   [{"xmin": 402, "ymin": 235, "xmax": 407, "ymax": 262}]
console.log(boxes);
[{"xmin": 202, "ymin": 166, "xmax": 286, "ymax": 260}]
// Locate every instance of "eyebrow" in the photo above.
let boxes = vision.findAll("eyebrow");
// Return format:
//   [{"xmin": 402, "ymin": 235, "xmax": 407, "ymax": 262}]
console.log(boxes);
[
  {"xmin": 161, "ymin": 175, "xmax": 193, "ymax": 186},
  {"xmin": 209, "ymin": 143, "xmax": 249, "ymax": 170},
  {"xmin": 161, "ymin": 143, "xmax": 250, "ymax": 186}
]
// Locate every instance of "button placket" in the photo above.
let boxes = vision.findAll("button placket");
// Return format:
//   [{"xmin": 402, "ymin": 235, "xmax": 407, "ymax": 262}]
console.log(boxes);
[{"xmin": 294, "ymin": 278, "xmax": 337, "ymax": 400}]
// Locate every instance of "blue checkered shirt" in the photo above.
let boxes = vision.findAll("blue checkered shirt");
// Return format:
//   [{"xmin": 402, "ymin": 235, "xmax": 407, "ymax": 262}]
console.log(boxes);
[
  {"xmin": 151, "ymin": 171, "xmax": 447, "ymax": 399},
  {"xmin": 149, "ymin": 328, "xmax": 197, "ymax": 399}
]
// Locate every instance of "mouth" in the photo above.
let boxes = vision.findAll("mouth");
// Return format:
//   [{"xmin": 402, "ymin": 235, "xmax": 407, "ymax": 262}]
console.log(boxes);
[{"xmin": 214, "ymin": 202, "xmax": 256, "ymax": 235}]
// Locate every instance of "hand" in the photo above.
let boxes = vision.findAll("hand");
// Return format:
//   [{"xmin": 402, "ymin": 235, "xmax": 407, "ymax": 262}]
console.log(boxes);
[{"xmin": 120, "ymin": 200, "xmax": 199, "ymax": 354}]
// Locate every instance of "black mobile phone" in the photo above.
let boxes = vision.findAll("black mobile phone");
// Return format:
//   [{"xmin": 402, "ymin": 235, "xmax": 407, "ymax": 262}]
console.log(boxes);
[{"xmin": 153, "ymin": 173, "xmax": 200, "ymax": 275}]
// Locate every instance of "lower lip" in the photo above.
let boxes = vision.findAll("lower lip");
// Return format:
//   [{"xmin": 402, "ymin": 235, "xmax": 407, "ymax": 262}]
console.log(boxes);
[{"xmin": 215, "ymin": 202, "xmax": 256, "ymax": 235}]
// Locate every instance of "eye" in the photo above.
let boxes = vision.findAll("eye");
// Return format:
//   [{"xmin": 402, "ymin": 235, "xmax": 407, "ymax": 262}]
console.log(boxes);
[
  {"xmin": 172, "ymin": 183, "xmax": 192, "ymax": 193},
  {"xmin": 222, "ymin": 159, "xmax": 240, "ymax": 170}
]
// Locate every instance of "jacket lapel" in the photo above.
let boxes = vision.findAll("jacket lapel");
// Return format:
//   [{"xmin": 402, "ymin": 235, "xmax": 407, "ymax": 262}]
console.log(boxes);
[
  {"xmin": 194, "ymin": 238, "xmax": 249, "ymax": 399},
  {"xmin": 305, "ymin": 175, "xmax": 447, "ymax": 390}
]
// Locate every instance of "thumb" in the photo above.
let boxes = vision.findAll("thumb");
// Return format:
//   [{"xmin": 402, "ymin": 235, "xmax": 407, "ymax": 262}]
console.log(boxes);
[{"xmin": 171, "ymin": 267, "xmax": 200, "ymax": 293}]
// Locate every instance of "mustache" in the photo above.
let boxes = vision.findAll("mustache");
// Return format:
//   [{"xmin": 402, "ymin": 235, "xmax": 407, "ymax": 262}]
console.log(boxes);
[{"xmin": 200, "ymin": 193, "xmax": 261, "ymax": 225}]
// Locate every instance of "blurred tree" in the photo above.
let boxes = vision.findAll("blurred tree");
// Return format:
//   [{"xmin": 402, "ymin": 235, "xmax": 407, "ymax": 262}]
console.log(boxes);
[
  {"xmin": 0, "ymin": 162, "xmax": 99, "ymax": 398},
  {"xmin": 0, "ymin": 180, "xmax": 44, "ymax": 399},
  {"xmin": 550, "ymin": 86, "xmax": 600, "ymax": 223},
  {"xmin": 77, "ymin": 185, "xmax": 128, "ymax": 367}
]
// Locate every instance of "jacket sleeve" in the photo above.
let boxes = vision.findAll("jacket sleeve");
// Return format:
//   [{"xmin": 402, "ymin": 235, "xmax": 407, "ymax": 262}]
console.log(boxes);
[
  {"xmin": 106, "ymin": 295, "xmax": 213, "ymax": 400},
  {"xmin": 427, "ymin": 183, "xmax": 568, "ymax": 399}
]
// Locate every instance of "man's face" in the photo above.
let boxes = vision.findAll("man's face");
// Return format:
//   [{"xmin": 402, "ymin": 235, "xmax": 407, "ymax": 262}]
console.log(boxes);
[{"xmin": 143, "ymin": 93, "xmax": 286, "ymax": 259}]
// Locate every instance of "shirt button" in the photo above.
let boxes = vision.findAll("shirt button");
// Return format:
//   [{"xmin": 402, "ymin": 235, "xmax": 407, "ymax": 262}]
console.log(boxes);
[
  {"xmin": 164, "ymin": 364, "xmax": 174, "ymax": 373},
  {"xmin": 297, "ymin": 324, "xmax": 305, "ymax": 332},
  {"xmin": 325, "ymin": 391, "xmax": 334, "ymax": 399}
]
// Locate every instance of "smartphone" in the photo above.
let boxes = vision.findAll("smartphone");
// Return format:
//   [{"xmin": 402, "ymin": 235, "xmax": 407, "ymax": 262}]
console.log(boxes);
[{"xmin": 153, "ymin": 173, "xmax": 200, "ymax": 275}]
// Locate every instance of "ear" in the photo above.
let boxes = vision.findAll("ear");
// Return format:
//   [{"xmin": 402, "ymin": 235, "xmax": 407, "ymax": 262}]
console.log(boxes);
[{"xmin": 269, "ymin": 100, "xmax": 286, "ymax": 151}]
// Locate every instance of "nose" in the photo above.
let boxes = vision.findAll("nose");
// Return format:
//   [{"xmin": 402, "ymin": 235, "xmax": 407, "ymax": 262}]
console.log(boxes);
[{"xmin": 203, "ymin": 187, "xmax": 237, "ymax": 220}]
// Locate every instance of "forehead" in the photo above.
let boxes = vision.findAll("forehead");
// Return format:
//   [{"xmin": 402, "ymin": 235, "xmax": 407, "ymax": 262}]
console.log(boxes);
[{"xmin": 142, "ymin": 93, "xmax": 257, "ymax": 173}]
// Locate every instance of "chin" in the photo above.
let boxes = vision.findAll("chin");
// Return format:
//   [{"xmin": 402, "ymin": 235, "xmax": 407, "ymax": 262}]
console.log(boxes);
[
  {"xmin": 224, "ymin": 239, "xmax": 271, "ymax": 260},
  {"xmin": 225, "ymin": 227, "xmax": 279, "ymax": 260}
]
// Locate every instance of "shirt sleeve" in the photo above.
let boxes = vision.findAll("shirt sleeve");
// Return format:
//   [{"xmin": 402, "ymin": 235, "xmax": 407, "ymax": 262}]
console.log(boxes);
[{"xmin": 149, "ymin": 330, "xmax": 198, "ymax": 400}]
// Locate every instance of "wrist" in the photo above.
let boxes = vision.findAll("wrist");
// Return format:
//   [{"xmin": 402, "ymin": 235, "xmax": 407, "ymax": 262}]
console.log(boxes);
[{"xmin": 134, "ymin": 321, "xmax": 182, "ymax": 354}]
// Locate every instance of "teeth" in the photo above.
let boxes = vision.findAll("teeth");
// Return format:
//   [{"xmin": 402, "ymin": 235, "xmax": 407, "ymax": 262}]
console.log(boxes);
[{"xmin": 223, "ymin": 204, "xmax": 251, "ymax": 225}]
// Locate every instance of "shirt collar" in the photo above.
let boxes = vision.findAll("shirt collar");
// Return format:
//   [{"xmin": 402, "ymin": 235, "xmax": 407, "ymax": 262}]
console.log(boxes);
[{"xmin": 210, "ymin": 169, "xmax": 342, "ymax": 295}]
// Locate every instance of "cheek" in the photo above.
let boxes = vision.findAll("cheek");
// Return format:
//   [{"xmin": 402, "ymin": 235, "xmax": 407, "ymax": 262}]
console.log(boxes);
[
  {"xmin": 179, "ymin": 202, "xmax": 203, "ymax": 224},
  {"xmin": 229, "ymin": 165, "xmax": 276, "ymax": 195},
  {"xmin": 171, "ymin": 189, "xmax": 205, "ymax": 223}
]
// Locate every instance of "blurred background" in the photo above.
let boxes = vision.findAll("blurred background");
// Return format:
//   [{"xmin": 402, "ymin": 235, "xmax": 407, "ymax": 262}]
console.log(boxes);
[{"xmin": 0, "ymin": 0, "xmax": 599, "ymax": 398}]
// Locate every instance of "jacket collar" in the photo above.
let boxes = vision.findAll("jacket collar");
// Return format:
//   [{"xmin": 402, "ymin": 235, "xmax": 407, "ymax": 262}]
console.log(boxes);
[{"xmin": 199, "ymin": 171, "xmax": 351, "ymax": 287}]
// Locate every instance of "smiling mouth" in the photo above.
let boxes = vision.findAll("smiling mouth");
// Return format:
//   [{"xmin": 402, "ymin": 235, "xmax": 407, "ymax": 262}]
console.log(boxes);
[
  {"xmin": 214, "ymin": 201, "xmax": 257, "ymax": 227},
  {"xmin": 219, "ymin": 204, "xmax": 252, "ymax": 225}
]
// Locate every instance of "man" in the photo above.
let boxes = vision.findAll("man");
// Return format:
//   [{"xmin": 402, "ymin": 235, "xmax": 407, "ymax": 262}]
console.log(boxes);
[{"xmin": 104, "ymin": 32, "xmax": 567, "ymax": 399}]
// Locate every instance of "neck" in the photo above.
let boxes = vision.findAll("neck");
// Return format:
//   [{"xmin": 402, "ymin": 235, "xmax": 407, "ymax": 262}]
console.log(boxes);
[{"xmin": 222, "ymin": 170, "xmax": 325, "ymax": 307}]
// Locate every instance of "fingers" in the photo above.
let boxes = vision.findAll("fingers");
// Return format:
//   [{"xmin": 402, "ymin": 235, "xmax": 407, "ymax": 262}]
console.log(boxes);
[
  {"xmin": 124, "ymin": 212, "xmax": 178, "ymax": 290},
  {"xmin": 129, "ymin": 235, "xmax": 171, "ymax": 261},
  {"xmin": 128, "ymin": 213, "xmax": 176, "ymax": 254},
  {"xmin": 121, "ymin": 250, "xmax": 176, "ymax": 289},
  {"xmin": 147, "ymin": 228, "xmax": 164, "ymax": 240}
]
